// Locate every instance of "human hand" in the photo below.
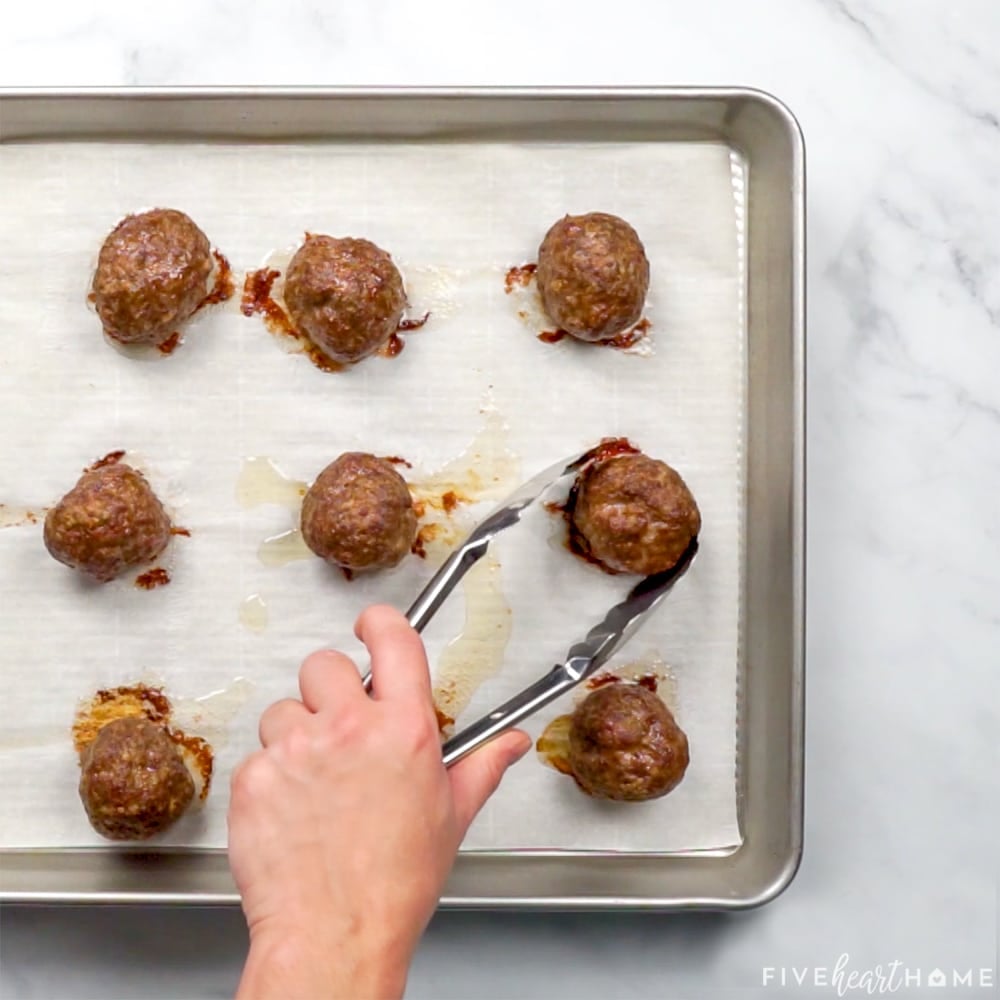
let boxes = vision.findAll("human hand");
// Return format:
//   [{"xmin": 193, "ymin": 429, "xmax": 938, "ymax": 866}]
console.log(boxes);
[{"xmin": 228, "ymin": 604, "xmax": 531, "ymax": 1000}]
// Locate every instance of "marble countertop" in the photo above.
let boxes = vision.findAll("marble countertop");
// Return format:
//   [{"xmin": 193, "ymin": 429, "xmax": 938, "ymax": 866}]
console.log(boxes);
[{"xmin": 1, "ymin": 1, "xmax": 998, "ymax": 997}]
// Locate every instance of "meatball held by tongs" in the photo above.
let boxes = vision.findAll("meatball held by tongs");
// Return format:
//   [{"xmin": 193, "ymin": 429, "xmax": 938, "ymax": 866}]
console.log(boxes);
[{"xmin": 354, "ymin": 440, "xmax": 699, "ymax": 770}]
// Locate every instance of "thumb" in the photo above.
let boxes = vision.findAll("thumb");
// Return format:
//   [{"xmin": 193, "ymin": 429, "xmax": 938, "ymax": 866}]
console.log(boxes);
[{"xmin": 448, "ymin": 729, "xmax": 533, "ymax": 835}]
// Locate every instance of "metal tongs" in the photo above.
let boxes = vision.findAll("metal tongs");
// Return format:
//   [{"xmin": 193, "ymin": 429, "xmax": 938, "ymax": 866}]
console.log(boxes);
[{"xmin": 361, "ymin": 451, "xmax": 698, "ymax": 766}]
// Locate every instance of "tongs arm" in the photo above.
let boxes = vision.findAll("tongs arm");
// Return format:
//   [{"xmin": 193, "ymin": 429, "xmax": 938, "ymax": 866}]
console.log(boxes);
[
  {"xmin": 405, "ymin": 534, "xmax": 490, "ymax": 634},
  {"xmin": 440, "ymin": 537, "xmax": 698, "ymax": 767},
  {"xmin": 441, "ymin": 663, "xmax": 581, "ymax": 766},
  {"xmin": 361, "ymin": 451, "xmax": 591, "ymax": 693}
]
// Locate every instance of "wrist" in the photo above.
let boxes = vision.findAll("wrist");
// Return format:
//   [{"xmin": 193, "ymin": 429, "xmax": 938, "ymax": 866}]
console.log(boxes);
[{"xmin": 238, "ymin": 925, "xmax": 409, "ymax": 1000}]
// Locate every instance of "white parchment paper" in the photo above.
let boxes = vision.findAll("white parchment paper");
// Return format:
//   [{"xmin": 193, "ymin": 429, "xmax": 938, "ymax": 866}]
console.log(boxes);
[{"xmin": 0, "ymin": 139, "xmax": 744, "ymax": 852}]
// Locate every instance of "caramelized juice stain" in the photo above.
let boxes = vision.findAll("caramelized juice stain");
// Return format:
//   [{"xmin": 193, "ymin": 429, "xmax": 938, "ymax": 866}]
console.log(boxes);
[
  {"xmin": 199, "ymin": 249, "xmax": 235, "ymax": 308},
  {"xmin": 72, "ymin": 683, "xmax": 214, "ymax": 801},
  {"xmin": 504, "ymin": 262, "xmax": 537, "ymax": 293},
  {"xmin": 135, "ymin": 567, "xmax": 170, "ymax": 590},
  {"xmin": 0, "ymin": 504, "xmax": 46, "ymax": 528},
  {"xmin": 431, "ymin": 553, "xmax": 511, "ymax": 736}
]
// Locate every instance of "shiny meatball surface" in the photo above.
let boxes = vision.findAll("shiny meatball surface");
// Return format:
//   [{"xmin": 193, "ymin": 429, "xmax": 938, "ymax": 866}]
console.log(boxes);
[
  {"xmin": 300, "ymin": 453, "xmax": 417, "ymax": 572},
  {"xmin": 43, "ymin": 462, "xmax": 172, "ymax": 583},
  {"xmin": 92, "ymin": 209, "xmax": 213, "ymax": 345},
  {"xmin": 571, "ymin": 453, "xmax": 700, "ymax": 575},
  {"xmin": 79, "ymin": 716, "xmax": 195, "ymax": 840},
  {"xmin": 536, "ymin": 212, "xmax": 649, "ymax": 342},
  {"xmin": 284, "ymin": 235, "xmax": 406, "ymax": 364},
  {"xmin": 568, "ymin": 684, "xmax": 689, "ymax": 801}
]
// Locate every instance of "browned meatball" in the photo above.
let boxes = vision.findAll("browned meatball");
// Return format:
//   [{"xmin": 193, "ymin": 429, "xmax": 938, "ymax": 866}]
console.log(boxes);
[
  {"xmin": 92, "ymin": 209, "xmax": 213, "ymax": 345},
  {"xmin": 44, "ymin": 461, "xmax": 172, "ymax": 583},
  {"xmin": 568, "ymin": 683, "xmax": 689, "ymax": 801},
  {"xmin": 571, "ymin": 452, "xmax": 700, "ymax": 575},
  {"xmin": 536, "ymin": 212, "xmax": 649, "ymax": 342},
  {"xmin": 284, "ymin": 235, "xmax": 406, "ymax": 364},
  {"xmin": 300, "ymin": 453, "xmax": 417, "ymax": 572},
  {"xmin": 79, "ymin": 716, "xmax": 195, "ymax": 840}
]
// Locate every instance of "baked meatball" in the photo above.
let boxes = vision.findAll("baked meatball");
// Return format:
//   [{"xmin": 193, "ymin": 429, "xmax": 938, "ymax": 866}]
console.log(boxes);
[
  {"xmin": 568, "ymin": 683, "xmax": 689, "ymax": 801},
  {"xmin": 44, "ymin": 461, "xmax": 172, "ymax": 583},
  {"xmin": 92, "ymin": 209, "xmax": 213, "ymax": 345},
  {"xmin": 284, "ymin": 235, "xmax": 406, "ymax": 364},
  {"xmin": 536, "ymin": 212, "xmax": 649, "ymax": 342},
  {"xmin": 300, "ymin": 452, "xmax": 417, "ymax": 572},
  {"xmin": 571, "ymin": 452, "xmax": 700, "ymax": 575},
  {"xmin": 79, "ymin": 716, "xmax": 195, "ymax": 840}
]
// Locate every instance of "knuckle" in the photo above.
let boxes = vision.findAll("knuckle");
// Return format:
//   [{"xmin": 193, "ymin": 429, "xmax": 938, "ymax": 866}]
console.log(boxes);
[
  {"xmin": 401, "ymin": 709, "xmax": 440, "ymax": 756},
  {"xmin": 230, "ymin": 752, "xmax": 271, "ymax": 800}
]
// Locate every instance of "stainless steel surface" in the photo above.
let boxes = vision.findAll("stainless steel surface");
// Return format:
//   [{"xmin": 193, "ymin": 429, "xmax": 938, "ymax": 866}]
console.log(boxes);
[
  {"xmin": 361, "ymin": 450, "xmax": 592, "ymax": 693},
  {"xmin": 441, "ymin": 539, "xmax": 698, "ymax": 766},
  {"xmin": 0, "ymin": 86, "xmax": 805, "ymax": 909}
]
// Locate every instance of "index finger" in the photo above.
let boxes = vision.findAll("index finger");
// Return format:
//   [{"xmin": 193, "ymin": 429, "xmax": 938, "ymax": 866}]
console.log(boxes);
[{"xmin": 355, "ymin": 604, "xmax": 432, "ymax": 703}]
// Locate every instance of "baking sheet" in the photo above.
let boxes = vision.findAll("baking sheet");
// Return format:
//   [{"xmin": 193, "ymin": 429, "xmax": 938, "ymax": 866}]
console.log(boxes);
[{"xmin": 0, "ymin": 139, "xmax": 744, "ymax": 852}]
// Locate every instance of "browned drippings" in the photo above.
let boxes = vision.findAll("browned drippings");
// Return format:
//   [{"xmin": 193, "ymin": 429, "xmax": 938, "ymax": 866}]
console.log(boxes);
[
  {"xmin": 88, "ymin": 450, "xmax": 125, "ymax": 472},
  {"xmin": 434, "ymin": 706, "xmax": 455, "ymax": 736},
  {"xmin": 73, "ymin": 685, "xmax": 171, "ymax": 752},
  {"xmin": 242, "ymin": 268, "xmax": 347, "ymax": 372},
  {"xmin": 384, "ymin": 456, "xmax": 413, "ymax": 468},
  {"xmin": 586, "ymin": 672, "xmax": 659, "ymax": 693},
  {"xmin": 171, "ymin": 526, "xmax": 191, "ymax": 538},
  {"xmin": 397, "ymin": 312, "xmax": 430, "ymax": 332},
  {"xmin": 135, "ymin": 567, "xmax": 170, "ymax": 590},
  {"xmin": 411, "ymin": 520, "xmax": 442, "ymax": 561},
  {"xmin": 156, "ymin": 332, "xmax": 181, "ymax": 356},
  {"xmin": 548, "ymin": 437, "xmax": 641, "ymax": 573},
  {"xmin": 0, "ymin": 504, "xmax": 43, "ymax": 528},
  {"xmin": 380, "ymin": 332, "xmax": 405, "ymax": 358},
  {"xmin": 601, "ymin": 318, "xmax": 650, "ymax": 350},
  {"xmin": 537, "ymin": 318, "xmax": 650, "ymax": 350},
  {"xmin": 73, "ymin": 684, "xmax": 214, "ymax": 800},
  {"xmin": 582, "ymin": 437, "xmax": 641, "ymax": 466},
  {"xmin": 241, "ymin": 267, "xmax": 282, "ymax": 320},
  {"xmin": 586, "ymin": 673, "xmax": 621, "ymax": 690},
  {"xmin": 417, "ymin": 487, "xmax": 474, "ymax": 516},
  {"xmin": 504, "ymin": 263, "xmax": 537, "ymax": 293},
  {"xmin": 377, "ymin": 314, "xmax": 429, "ymax": 359},
  {"xmin": 174, "ymin": 733, "xmax": 215, "ymax": 798},
  {"xmin": 199, "ymin": 250, "xmax": 235, "ymax": 308},
  {"xmin": 538, "ymin": 329, "xmax": 567, "ymax": 344}
]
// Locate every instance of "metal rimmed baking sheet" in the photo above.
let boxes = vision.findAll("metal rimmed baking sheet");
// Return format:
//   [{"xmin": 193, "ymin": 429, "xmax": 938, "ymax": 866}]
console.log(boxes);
[{"xmin": 0, "ymin": 87, "xmax": 804, "ymax": 909}]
